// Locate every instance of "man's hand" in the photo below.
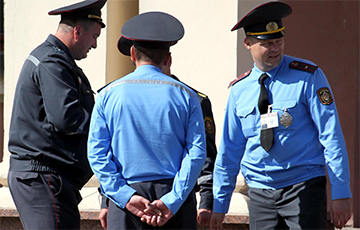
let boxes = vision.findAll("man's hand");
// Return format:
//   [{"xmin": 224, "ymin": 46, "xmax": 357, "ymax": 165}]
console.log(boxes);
[
  {"xmin": 330, "ymin": 198, "xmax": 352, "ymax": 229},
  {"xmin": 99, "ymin": 208, "xmax": 108, "ymax": 230},
  {"xmin": 210, "ymin": 212, "xmax": 225, "ymax": 230},
  {"xmin": 143, "ymin": 200, "xmax": 173, "ymax": 227},
  {"xmin": 125, "ymin": 194, "xmax": 162, "ymax": 225},
  {"xmin": 197, "ymin": 208, "xmax": 212, "ymax": 227}
]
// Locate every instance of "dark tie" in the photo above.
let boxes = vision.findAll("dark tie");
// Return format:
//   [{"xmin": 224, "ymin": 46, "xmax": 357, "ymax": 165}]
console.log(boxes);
[{"xmin": 258, "ymin": 73, "xmax": 274, "ymax": 151}]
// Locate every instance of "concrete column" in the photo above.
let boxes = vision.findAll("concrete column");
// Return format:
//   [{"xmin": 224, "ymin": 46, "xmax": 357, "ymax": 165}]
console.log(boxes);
[{"xmin": 105, "ymin": 0, "xmax": 138, "ymax": 84}]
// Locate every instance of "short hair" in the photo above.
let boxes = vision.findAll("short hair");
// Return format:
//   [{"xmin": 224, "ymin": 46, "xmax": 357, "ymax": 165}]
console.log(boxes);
[
  {"xmin": 59, "ymin": 18, "xmax": 97, "ymax": 32},
  {"xmin": 133, "ymin": 46, "xmax": 169, "ymax": 66}
]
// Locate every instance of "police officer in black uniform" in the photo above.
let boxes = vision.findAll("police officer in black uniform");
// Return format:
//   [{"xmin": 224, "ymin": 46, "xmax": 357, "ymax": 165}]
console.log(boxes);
[
  {"xmin": 7, "ymin": 0, "xmax": 106, "ymax": 229},
  {"xmin": 164, "ymin": 57, "xmax": 218, "ymax": 228}
]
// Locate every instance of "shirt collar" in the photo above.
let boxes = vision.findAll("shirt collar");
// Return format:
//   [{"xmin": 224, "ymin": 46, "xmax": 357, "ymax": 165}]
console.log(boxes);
[
  {"xmin": 253, "ymin": 55, "xmax": 285, "ymax": 80},
  {"xmin": 134, "ymin": 64, "xmax": 162, "ymax": 74}
]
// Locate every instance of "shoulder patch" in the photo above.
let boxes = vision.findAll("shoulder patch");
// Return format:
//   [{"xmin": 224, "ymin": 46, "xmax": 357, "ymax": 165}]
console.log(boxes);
[
  {"xmin": 204, "ymin": 116, "xmax": 214, "ymax": 134},
  {"xmin": 317, "ymin": 87, "xmax": 333, "ymax": 105},
  {"xmin": 53, "ymin": 46, "xmax": 64, "ymax": 54},
  {"xmin": 289, "ymin": 61, "xmax": 318, "ymax": 73},
  {"xmin": 228, "ymin": 69, "xmax": 251, "ymax": 88}
]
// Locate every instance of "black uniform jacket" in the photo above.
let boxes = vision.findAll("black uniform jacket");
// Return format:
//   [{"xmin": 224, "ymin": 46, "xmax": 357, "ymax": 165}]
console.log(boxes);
[
  {"xmin": 8, "ymin": 34, "xmax": 94, "ymax": 188},
  {"xmin": 171, "ymin": 75, "xmax": 217, "ymax": 210}
]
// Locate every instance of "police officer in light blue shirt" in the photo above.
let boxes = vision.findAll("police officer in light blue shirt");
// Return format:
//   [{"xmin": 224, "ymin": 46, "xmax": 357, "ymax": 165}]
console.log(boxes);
[
  {"xmin": 87, "ymin": 11, "xmax": 206, "ymax": 229},
  {"xmin": 211, "ymin": 2, "xmax": 352, "ymax": 230}
]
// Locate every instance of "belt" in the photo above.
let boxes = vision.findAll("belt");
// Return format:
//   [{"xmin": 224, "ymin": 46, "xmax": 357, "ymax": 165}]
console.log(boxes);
[{"xmin": 9, "ymin": 158, "xmax": 58, "ymax": 173}]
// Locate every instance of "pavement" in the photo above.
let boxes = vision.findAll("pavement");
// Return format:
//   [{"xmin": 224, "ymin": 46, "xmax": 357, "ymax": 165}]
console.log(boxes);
[
  {"xmin": 0, "ymin": 185, "xmax": 250, "ymax": 214},
  {"xmin": 0, "ymin": 186, "xmax": 358, "ymax": 229}
]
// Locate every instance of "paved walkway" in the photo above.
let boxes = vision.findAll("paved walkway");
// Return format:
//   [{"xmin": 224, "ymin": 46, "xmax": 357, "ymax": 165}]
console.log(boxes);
[
  {"xmin": 0, "ymin": 186, "xmax": 250, "ymax": 213},
  {"xmin": 1, "ymin": 186, "xmax": 358, "ymax": 230}
]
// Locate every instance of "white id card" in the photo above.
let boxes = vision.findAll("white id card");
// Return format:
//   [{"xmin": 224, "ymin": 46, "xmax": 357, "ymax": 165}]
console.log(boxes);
[{"xmin": 260, "ymin": 112, "xmax": 279, "ymax": 130}]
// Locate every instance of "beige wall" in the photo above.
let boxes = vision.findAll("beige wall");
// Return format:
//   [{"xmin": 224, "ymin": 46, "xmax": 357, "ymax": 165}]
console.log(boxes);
[
  {"xmin": 139, "ymin": 0, "xmax": 266, "ymax": 192},
  {"xmin": 2, "ymin": 1, "xmax": 359, "ymax": 225},
  {"xmin": 0, "ymin": 0, "xmax": 271, "ymax": 217},
  {"xmin": 0, "ymin": 0, "xmax": 263, "ymax": 186},
  {"xmin": 140, "ymin": 0, "xmax": 239, "ymax": 149},
  {"xmin": 0, "ymin": 0, "xmax": 262, "ymax": 213}
]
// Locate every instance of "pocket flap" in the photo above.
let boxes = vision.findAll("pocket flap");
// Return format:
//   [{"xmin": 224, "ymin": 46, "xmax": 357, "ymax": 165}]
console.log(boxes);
[
  {"xmin": 236, "ymin": 106, "xmax": 256, "ymax": 118},
  {"xmin": 272, "ymin": 100, "xmax": 296, "ymax": 110}
]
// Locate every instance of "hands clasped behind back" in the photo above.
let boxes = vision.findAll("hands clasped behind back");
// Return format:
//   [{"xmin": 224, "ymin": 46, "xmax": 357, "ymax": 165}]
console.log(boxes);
[{"xmin": 126, "ymin": 194, "xmax": 174, "ymax": 227}]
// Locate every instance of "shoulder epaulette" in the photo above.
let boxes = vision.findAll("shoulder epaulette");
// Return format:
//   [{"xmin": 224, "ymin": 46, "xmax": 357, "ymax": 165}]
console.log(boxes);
[
  {"xmin": 187, "ymin": 85, "xmax": 208, "ymax": 99},
  {"xmin": 289, "ymin": 61, "xmax": 318, "ymax": 73},
  {"xmin": 228, "ymin": 69, "xmax": 251, "ymax": 88},
  {"xmin": 172, "ymin": 74, "xmax": 208, "ymax": 98},
  {"xmin": 196, "ymin": 91, "xmax": 207, "ymax": 98},
  {"xmin": 97, "ymin": 79, "xmax": 117, "ymax": 93}
]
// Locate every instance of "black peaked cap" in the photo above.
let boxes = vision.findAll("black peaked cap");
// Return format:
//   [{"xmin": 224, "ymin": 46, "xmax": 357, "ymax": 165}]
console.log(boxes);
[
  {"xmin": 232, "ymin": 1, "xmax": 292, "ymax": 40},
  {"xmin": 49, "ymin": 0, "xmax": 107, "ymax": 28}
]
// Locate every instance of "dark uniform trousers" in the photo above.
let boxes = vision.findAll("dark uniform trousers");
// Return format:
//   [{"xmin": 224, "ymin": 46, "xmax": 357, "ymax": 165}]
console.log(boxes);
[
  {"xmin": 249, "ymin": 176, "xmax": 327, "ymax": 230},
  {"xmin": 107, "ymin": 178, "xmax": 197, "ymax": 230},
  {"xmin": 8, "ymin": 171, "xmax": 82, "ymax": 230}
]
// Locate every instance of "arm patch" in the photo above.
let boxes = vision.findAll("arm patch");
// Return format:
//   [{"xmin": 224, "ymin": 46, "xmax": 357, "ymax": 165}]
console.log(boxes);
[
  {"xmin": 317, "ymin": 87, "xmax": 333, "ymax": 105},
  {"xmin": 204, "ymin": 117, "xmax": 214, "ymax": 134},
  {"xmin": 289, "ymin": 61, "xmax": 318, "ymax": 73}
]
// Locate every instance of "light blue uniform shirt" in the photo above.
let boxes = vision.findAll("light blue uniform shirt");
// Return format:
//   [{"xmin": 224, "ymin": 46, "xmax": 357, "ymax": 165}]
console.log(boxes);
[
  {"xmin": 88, "ymin": 65, "xmax": 206, "ymax": 215},
  {"xmin": 213, "ymin": 55, "xmax": 351, "ymax": 213}
]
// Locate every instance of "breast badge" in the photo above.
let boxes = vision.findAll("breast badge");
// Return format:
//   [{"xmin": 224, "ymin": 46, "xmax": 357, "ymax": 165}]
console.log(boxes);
[{"xmin": 280, "ymin": 108, "xmax": 292, "ymax": 128}]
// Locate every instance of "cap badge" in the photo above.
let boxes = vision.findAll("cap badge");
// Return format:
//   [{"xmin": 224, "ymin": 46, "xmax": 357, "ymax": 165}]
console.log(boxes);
[{"xmin": 266, "ymin": 22, "xmax": 279, "ymax": 32}]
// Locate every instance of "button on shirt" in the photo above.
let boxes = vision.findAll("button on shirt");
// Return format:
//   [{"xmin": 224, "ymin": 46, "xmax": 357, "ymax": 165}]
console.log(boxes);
[
  {"xmin": 88, "ymin": 65, "xmax": 206, "ymax": 215},
  {"xmin": 213, "ymin": 54, "xmax": 351, "ymax": 213}
]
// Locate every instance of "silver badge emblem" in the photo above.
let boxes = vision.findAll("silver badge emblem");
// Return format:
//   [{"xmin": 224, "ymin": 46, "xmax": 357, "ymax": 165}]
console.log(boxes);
[{"xmin": 280, "ymin": 108, "xmax": 292, "ymax": 128}]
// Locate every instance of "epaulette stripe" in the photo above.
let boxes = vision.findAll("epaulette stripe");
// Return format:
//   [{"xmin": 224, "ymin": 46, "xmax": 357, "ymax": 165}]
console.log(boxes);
[
  {"xmin": 228, "ymin": 69, "xmax": 251, "ymax": 88},
  {"xmin": 100, "ymin": 79, "xmax": 195, "ymax": 98},
  {"xmin": 289, "ymin": 61, "xmax": 318, "ymax": 73},
  {"xmin": 197, "ymin": 92, "xmax": 207, "ymax": 98},
  {"xmin": 27, "ymin": 55, "xmax": 40, "ymax": 66}
]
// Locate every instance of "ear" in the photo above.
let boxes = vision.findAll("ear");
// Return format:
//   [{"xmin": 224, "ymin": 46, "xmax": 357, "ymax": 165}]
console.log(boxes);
[
  {"xmin": 163, "ymin": 52, "xmax": 172, "ymax": 67},
  {"xmin": 73, "ymin": 25, "xmax": 82, "ymax": 40},
  {"xmin": 130, "ymin": 46, "xmax": 136, "ymax": 62},
  {"xmin": 162, "ymin": 53, "xmax": 172, "ymax": 76},
  {"xmin": 244, "ymin": 37, "xmax": 252, "ymax": 50}
]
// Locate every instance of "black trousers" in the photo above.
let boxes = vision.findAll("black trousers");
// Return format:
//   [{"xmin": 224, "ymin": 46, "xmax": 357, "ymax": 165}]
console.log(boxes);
[
  {"xmin": 107, "ymin": 178, "xmax": 197, "ymax": 230},
  {"xmin": 8, "ymin": 171, "xmax": 82, "ymax": 230},
  {"xmin": 249, "ymin": 176, "xmax": 327, "ymax": 230}
]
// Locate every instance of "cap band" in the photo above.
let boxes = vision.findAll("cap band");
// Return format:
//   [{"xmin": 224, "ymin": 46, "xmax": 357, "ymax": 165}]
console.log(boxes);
[
  {"xmin": 246, "ymin": 26, "xmax": 285, "ymax": 36},
  {"xmin": 88, "ymin": 14, "xmax": 102, "ymax": 21}
]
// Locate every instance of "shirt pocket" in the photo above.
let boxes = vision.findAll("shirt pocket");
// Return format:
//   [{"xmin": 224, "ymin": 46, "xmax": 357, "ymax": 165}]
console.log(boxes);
[
  {"xmin": 272, "ymin": 100, "xmax": 297, "ymax": 128},
  {"xmin": 236, "ymin": 106, "xmax": 258, "ymax": 138}
]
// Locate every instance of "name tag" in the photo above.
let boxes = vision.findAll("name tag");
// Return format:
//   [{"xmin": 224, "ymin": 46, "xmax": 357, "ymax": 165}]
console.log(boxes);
[{"xmin": 260, "ymin": 112, "xmax": 279, "ymax": 130}]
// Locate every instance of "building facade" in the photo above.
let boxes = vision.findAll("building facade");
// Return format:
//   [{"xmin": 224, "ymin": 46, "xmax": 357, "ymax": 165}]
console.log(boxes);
[{"xmin": 0, "ymin": 0, "xmax": 358, "ymax": 227}]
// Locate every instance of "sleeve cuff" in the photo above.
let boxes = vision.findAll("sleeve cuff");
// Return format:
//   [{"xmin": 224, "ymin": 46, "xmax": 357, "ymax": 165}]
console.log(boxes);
[
  {"xmin": 331, "ymin": 184, "xmax": 352, "ymax": 200},
  {"xmin": 199, "ymin": 193, "xmax": 213, "ymax": 210},
  {"xmin": 160, "ymin": 191, "xmax": 182, "ymax": 215},
  {"xmin": 213, "ymin": 198, "xmax": 230, "ymax": 214}
]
